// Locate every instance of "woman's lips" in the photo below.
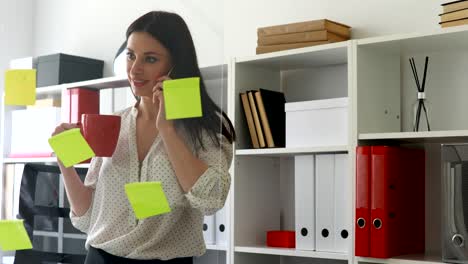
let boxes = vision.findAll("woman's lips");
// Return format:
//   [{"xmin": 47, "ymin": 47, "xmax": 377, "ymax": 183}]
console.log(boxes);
[{"xmin": 132, "ymin": 80, "xmax": 149, "ymax": 88}]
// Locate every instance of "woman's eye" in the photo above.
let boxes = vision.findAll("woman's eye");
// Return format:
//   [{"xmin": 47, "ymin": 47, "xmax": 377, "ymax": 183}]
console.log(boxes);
[
  {"xmin": 126, "ymin": 52, "xmax": 135, "ymax": 60},
  {"xmin": 146, "ymin": 56, "xmax": 158, "ymax": 63}
]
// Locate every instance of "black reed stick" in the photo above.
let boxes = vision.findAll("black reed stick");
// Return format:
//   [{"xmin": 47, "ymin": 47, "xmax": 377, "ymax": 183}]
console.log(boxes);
[
  {"xmin": 410, "ymin": 58, "xmax": 421, "ymax": 92},
  {"xmin": 410, "ymin": 56, "xmax": 431, "ymax": 132},
  {"xmin": 415, "ymin": 100, "xmax": 422, "ymax": 131},
  {"xmin": 422, "ymin": 102, "xmax": 431, "ymax": 131},
  {"xmin": 421, "ymin": 56, "xmax": 429, "ymax": 93}
]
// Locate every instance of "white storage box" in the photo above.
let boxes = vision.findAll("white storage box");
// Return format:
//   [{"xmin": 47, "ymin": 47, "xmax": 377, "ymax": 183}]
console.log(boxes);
[
  {"xmin": 285, "ymin": 97, "xmax": 348, "ymax": 148},
  {"xmin": 10, "ymin": 107, "xmax": 61, "ymax": 157}
]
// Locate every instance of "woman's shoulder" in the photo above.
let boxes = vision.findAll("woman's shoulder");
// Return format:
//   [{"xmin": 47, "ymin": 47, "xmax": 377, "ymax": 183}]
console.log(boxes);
[{"xmin": 112, "ymin": 106, "xmax": 135, "ymax": 118}]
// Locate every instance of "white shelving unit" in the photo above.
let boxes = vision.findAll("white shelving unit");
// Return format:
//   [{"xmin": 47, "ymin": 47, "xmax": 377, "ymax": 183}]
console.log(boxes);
[
  {"xmin": 3, "ymin": 25, "xmax": 468, "ymax": 264},
  {"xmin": 354, "ymin": 25, "xmax": 468, "ymax": 264},
  {"xmin": 230, "ymin": 39, "xmax": 353, "ymax": 264},
  {"xmin": 229, "ymin": 25, "xmax": 468, "ymax": 264},
  {"xmin": 0, "ymin": 64, "xmax": 230, "ymax": 263}
]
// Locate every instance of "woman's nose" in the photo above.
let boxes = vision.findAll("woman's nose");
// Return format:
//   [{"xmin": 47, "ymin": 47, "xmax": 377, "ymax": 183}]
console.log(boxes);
[{"xmin": 128, "ymin": 59, "xmax": 143, "ymax": 75}]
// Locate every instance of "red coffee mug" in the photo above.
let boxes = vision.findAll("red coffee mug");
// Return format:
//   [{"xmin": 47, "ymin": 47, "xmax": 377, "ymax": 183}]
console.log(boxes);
[{"xmin": 80, "ymin": 114, "xmax": 121, "ymax": 157}]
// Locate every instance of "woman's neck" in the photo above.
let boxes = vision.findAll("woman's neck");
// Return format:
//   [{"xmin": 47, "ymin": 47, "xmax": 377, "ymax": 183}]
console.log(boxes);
[{"xmin": 136, "ymin": 97, "xmax": 158, "ymax": 121}]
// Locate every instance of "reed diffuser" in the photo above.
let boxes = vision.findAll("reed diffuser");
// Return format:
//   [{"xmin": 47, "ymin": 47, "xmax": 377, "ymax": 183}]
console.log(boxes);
[{"xmin": 409, "ymin": 56, "xmax": 431, "ymax": 132}]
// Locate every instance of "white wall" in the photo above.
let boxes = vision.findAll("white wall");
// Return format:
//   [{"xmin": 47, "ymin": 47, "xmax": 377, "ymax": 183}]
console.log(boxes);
[
  {"xmin": 3, "ymin": 0, "xmax": 451, "ymax": 78},
  {"xmin": 224, "ymin": 0, "xmax": 446, "ymax": 57},
  {"xmin": 0, "ymin": 0, "xmax": 452, "ymax": 112},
  {"xmin": 0, "ymin": 0, "xmax": 35, "ymax": 83},
  {"xmin": 33, "ymin": 0, "xmax": 224, "ymax": 77},
  {"xmin": 0, "ymin": 0, "xmax": 35, "ymax": 78},
  {"xmin": 0, "ymin": 0, "xmax": 34, "ymax": 131},
  {"xmin": 0, "ymin": 0, "xmax": 35, "ymax": 70}
]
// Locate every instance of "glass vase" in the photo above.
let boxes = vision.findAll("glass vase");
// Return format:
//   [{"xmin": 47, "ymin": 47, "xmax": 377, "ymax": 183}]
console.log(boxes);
[{"xmin": 412, "ymin": 92, "xmax": 431, "ymax": 132}]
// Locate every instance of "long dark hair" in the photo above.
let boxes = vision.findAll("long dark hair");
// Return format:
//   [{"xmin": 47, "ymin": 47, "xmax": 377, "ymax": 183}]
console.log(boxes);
[{"xmin": 125, "ymin": 11, "xmax": 235, "ymax": 150}]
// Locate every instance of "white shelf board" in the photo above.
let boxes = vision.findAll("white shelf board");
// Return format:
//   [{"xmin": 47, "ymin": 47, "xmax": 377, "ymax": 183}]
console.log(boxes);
[
  {"xmin": 206, "ymin": 244, "xmax": 227, "ymax": 251},
  {"xmin": 3, "ymin": 157, "xmax": 90, "ymax": 168},
  {"xmin": 356, "ymin": 25, "xmax": 468, "ymax": 54},
  {"xmin": 355, "ymin": 254, "xmax": 442, "ymax": 264},
  {"xmin": 235, "ymin": 145, "xmax": 348, "ymax": 157},
  {"xmin": 235, "ymin": 41, "xmax": 349, "ymax": 70},
  {"xmin": 36, "ymin": 85, "xmax": 64, "ymax": 95},
  {"xmin": 3, "ymin": 157, "xmax": 57, "ymax": 163},
  {"xmin": 234, "ymin": 246, "xmax": 348, "ymax": 260},
  {"xmin": 358, "ymin": 130, "xmax": 468, "ymax": 143},
  {"xmin": 200, "ymin": 64, "xmax": 227, "ymax": 81},
  {"xmin": 33, "ymin": 65, "xmax": 225, "ymax": 95},
  {"xmin": 34, "ymin": 76, "xmax": 129, "ymax": 96},
  {"xmin": 60, "ymin": 76, "xmax": 129, "ymax": 90}
]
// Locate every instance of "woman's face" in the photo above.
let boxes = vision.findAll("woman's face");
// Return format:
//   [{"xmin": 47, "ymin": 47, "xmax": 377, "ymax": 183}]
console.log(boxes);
[{"xmin": 126, "ymin": 31, "xmax": 173, "ymax": 98}]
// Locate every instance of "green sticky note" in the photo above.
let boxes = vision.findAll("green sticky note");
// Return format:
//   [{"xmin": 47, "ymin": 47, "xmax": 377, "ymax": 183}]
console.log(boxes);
[
  {"xmin": 125, "ymin": 181, "xmax": 171, "ymax": 219},
  {"xmin": 48, "ymin": 128, "xmax": 95, "ymax": 168},
  {"xmin": 163, "ymin": 77, "xmax": 202, "ymax": 120},
  {"xmin": 0, "ymin": 219, "xmax": 33, "ymax": 251},
  {"xmin": 4, "ymin": 69, "xmax": 37, "ymax": 106}
]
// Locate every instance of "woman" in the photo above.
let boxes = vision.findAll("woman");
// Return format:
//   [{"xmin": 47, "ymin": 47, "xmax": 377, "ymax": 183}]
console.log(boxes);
[{"xmin": 52, "ymin": 11, "xmax": 235, "ymax": 263}]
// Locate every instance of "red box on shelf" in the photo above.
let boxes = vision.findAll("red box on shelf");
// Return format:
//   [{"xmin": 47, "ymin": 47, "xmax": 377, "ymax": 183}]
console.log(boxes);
[
  {"xmin": 266, "ymin": 231, "xmax": 295, "ymax": 248},
  {"xmin": 61, "ymin": 88, "xmax": 100, "ymax": 123},
  {"xmin": 61, "ymin": 87, "xmax": 99, "ymax": 164}
]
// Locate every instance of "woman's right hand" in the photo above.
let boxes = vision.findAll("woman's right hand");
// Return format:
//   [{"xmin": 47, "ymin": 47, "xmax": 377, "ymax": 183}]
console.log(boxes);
[
  {"xmin": 51, "ymin": 123, "xmax": 79, "ymax": 137},
  {"xmin": 51, "ymin": 123, "xmax": 79, "ymax": 166}
]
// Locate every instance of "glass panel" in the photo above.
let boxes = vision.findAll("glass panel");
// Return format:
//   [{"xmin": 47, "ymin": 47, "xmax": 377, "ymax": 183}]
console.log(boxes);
[
  {"xmin": 33, "ymin": 215, "xmax": 58, "ymax": 232},
  {"xmin": 32, "ymin": 235, "xmax": 57, "ymax": 253},
  {"xmin": 34, "ymin": 171, "xmax": 59, "ymax": 207},
  {"xmin": 63, "ymin": 218, "xmax": 84, "ymax": 234},
  {"xmin": 63, "ymin": 238, "xmax": 87, "ymax": 255}
]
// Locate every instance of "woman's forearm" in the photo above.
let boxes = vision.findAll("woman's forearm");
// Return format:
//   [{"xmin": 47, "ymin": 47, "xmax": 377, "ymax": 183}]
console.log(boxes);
[
  {"xmin": 58, "ymin": 161, "xmax": 94, "ymax": 216},
  {"xmin": 160, "ymin": 127, "xmax": 208, "ymax": 193}
]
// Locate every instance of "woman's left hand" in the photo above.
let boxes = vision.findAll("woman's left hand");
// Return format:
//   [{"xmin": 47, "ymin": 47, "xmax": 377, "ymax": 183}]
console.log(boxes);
[{"xmin": 152, "ymin": 75, "xmax": 174, "ymax": 132}]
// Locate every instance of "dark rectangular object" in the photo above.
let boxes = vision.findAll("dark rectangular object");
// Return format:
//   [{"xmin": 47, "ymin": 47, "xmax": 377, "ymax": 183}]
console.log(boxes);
[
  {"xmin": 442, "ymin": 143, "xmax": 468, "ymax": 263},
  {"xmin": 36, "ymin": 53, "xmax": 104, "ymax": 87},
  {"xmin": 257, "ymin": 89, "xmax": 286, "ymax": 147},
  {"xmin": 15, "ymin": 164, "xmax": 88, "ymax": 264}
]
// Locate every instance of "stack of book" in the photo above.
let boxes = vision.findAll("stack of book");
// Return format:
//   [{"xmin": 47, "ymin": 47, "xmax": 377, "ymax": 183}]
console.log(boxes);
[
  {"xmin": 240, "ymin": 89, "xmax": 286, "ymax": 148},
  {"xmin": 256, "ymin": 19, "xmax": 351, "ymax": 54},
  {"xmin": 440, "ymin": 0, "xmax": 468, "ymax": 27}
]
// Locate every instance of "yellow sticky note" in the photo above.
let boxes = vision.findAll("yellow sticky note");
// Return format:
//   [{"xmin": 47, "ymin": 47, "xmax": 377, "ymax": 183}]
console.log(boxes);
[
  {"xmin": 48, "ymin": 128, "xmax": 95, "ymax": 168},
  {"xmin": 125, "ymin": 181, "xmax": 171, "ymax": 219},
  {"xmin": 4, "ymin": 69, "xmax": 36, "ymax": 106},
  {"xmin": 163, "ymin": 77, "xmax": 202, "ymax": 120},
  {"xmin": 0, "ymin": 219, "xmax": 33, "ymax": 251}
]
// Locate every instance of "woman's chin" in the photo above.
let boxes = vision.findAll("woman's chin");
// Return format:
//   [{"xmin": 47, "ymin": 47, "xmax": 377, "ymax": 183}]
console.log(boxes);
[
  {"xmin": 134, "ymin": 92, "xmax": 152, "ymax": 99},
  {"xmin": 132, "ymin": 88, "xmax": 151, "ymax": 98}
]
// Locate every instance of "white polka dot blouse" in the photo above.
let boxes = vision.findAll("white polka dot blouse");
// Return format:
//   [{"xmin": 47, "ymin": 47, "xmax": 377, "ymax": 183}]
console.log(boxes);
[{"xmin": 70, "ymin": 106, "xmax": 233, "ymax": 260}]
